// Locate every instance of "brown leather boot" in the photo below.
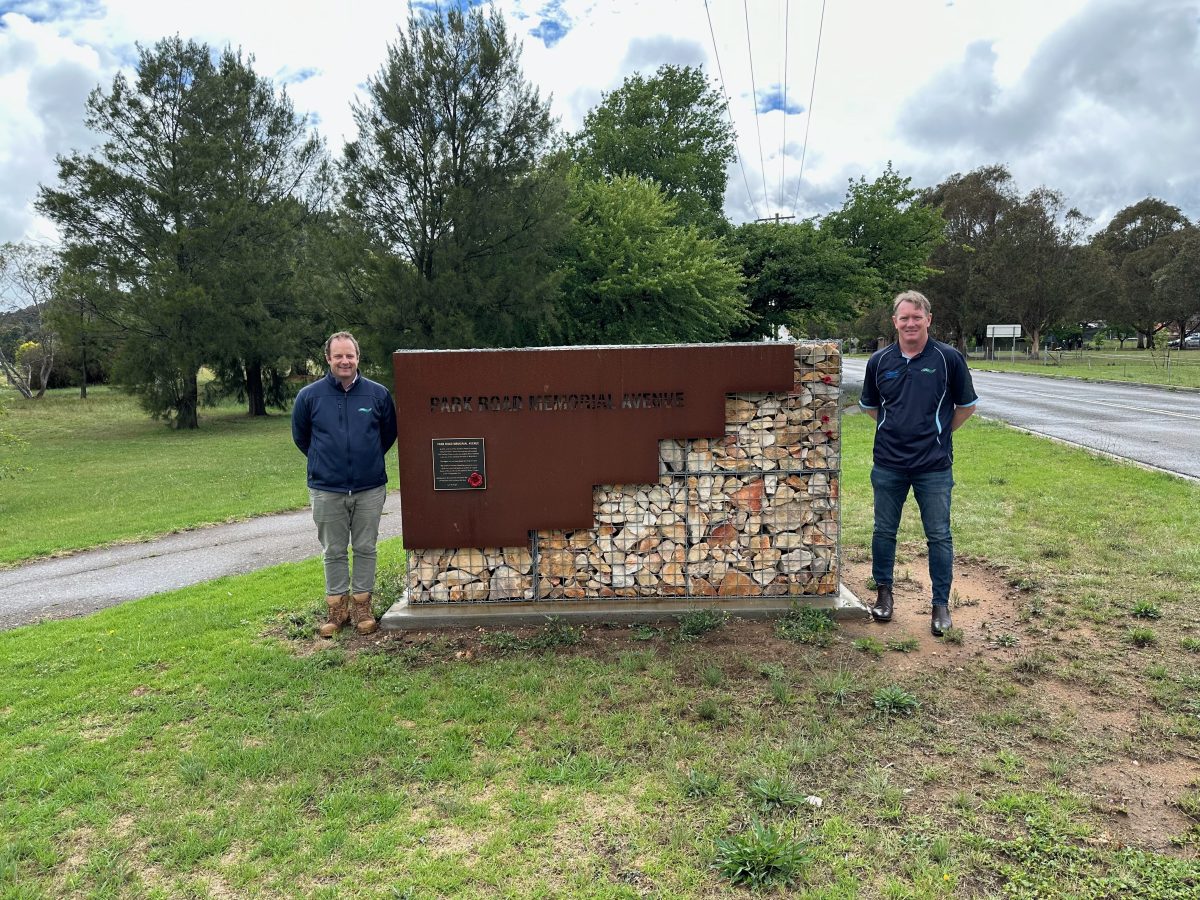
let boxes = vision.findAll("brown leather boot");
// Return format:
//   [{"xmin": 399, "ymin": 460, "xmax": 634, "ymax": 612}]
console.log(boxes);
[
  {"xmin": 351, "ymin": 591, "xmax": 378, "ymax": 635},
  {"xmin": 319, "ymin": 593, "xmax": 350, "ymax": 638}
]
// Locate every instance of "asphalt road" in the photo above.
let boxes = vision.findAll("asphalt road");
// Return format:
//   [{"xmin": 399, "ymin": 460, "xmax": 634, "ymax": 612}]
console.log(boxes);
[
  {"xmin": 842, "ymin": 359, "xmax": 1200, "ymax": 481},
  {"xmin": 0, "ymin": 492, "xmax": 404, "ymax": 631}
]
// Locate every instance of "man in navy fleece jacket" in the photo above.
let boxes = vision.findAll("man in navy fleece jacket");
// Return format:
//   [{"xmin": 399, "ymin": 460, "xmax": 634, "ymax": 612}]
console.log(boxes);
[{"xmin": 292, "ymin": 331, "xmax": 397, "ymax": 637}]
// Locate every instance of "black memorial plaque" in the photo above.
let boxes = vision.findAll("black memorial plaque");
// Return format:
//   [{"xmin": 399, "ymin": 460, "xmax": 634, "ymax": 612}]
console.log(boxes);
[{"xmin": 432, "ymin": 438, "xmax": 487, "ymax": 491}]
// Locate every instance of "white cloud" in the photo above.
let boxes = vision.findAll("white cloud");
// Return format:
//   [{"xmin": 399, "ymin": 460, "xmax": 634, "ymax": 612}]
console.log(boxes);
[{"xmin": 1, "ymin": 0, "xmax": 1197, "ymax": 244}]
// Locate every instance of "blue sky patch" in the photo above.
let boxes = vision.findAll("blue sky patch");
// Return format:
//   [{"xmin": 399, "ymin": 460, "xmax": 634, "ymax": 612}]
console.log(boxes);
[
  {"xmin": 279, "ymin": 66, "xmax": 319, "ymax": 84},
  {"xmin": 530, "ymin": 0, "xmax": 570, "ymax": 48},
  {"xmin": 757, "ymin": 84, "xmax": 804, "ymax": 115}
]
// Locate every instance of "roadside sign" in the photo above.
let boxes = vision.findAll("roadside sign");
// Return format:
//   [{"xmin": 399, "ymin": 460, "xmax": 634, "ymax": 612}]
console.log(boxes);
[{"xmin": 987, "ymin": 324, "xmax": 1022, "ymax": 338}]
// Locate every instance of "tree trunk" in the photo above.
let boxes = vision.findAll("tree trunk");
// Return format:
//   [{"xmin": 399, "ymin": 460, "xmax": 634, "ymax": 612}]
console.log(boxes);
[
  {"xmin": 1027, "ymin": 326, "xmax": 1041, "ymax": 357},
  {"xmin": 245, "ymin": 360, "xmax": 266, "ymax": 416},
  {"xmin": 176, "ymin": 370, "xmax": 200, "ymax": 429}
]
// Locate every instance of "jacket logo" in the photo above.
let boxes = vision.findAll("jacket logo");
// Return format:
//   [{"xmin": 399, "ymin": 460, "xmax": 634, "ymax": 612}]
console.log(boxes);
[
  {"xmin": 920, "ymin": 367, "xmax": 937, "ymax": 374},
  {"xmin": 358, "ymin": 407, "xmax": 372, "ymax": 413}
]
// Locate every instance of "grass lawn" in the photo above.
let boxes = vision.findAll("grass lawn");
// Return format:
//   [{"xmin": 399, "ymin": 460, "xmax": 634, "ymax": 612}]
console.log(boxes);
[
  {"xmin": 0, "ymin": 386, "xmax": 309, "ymax": 566},
  {"xmin": 2, "ymin": 416, "xmax": 1200, "ymax": 897},
  {"xmin": 969, "ymin": 352, "xmax": 1200, "ymax": 390}
]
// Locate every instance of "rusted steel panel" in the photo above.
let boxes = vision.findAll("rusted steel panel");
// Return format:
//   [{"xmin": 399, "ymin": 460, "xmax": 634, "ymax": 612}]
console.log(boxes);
[{"xmin": 393, "ymin": 343, "xmax": 795, "ymax": 549}]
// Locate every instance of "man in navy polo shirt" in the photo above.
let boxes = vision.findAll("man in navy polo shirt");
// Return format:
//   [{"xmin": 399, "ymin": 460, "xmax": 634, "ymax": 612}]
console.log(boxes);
[
  {"xmin": 292, "ymin": 331, "xmax": 397, "ymax": 638},
  {"xmin": 859, "ymin": 291, "xmax": 977, "ymax": 636}
]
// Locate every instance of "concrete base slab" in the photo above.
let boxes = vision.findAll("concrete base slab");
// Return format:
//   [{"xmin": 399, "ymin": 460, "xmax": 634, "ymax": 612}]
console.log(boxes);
[{"xmin": 380, "ymin": 584, "xmax": 867, "ymax": 630}]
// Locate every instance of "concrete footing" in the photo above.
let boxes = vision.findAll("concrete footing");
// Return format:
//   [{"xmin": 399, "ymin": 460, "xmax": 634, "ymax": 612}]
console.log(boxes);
[{"xmin": 380, "ymin": 584, "xmax": 866, "ymax": 630}]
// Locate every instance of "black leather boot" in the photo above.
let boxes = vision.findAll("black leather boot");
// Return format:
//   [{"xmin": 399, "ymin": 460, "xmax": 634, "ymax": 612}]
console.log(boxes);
[
  {"xmin": 931, "ymin": 604, "xmax": 952, "ymax": 637},
  {"xmin": 871, "ymin": 584, "xmax": 894, "ymax": 622}
]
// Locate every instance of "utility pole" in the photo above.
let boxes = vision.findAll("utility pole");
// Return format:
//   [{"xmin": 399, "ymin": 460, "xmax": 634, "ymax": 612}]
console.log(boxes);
[{"xmin": 754, "ymin": 212, "xmax": 795, "ymax": 225}]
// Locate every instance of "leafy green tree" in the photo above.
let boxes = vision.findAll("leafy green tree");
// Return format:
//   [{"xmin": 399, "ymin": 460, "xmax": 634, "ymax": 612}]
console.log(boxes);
[
  {"xmin": 573, "ymin": 64, "xmax": 735, "ymax": 232},
  {"xmin": 979, "ymin": 188, "xmax": 1096, "ymax": 356},
  {"xmin": 44, "ymin": 265, "xmax": 117, "ymax": 398},
  {"xmin": 917, "ymin": 165, "xmax": 1017, "ymax": 350},
  {"xmin": 1153, "ymin": 227, "xmax": 1200, "ymax": 349},
  {"xmin": 731, "ymin": 221, "xmax": 877, "ymax": 341},
  {"xmin": 557, "ymin": 174, "xmax": 746, "ymax": 344},
  {"xmin": 38, "ymin": 38, "xmax": 328, "ymax": 427},
  {"xmin": 823, "ymin": 163, "xmax": 944, "ymax": 297},
  {"xmin": 342, "ymin": 7, "xmax": 566, "ymax": 355},
  {"xmin": 1093, "ymin": 198, "xmax": 1191, "ymax": 349}
]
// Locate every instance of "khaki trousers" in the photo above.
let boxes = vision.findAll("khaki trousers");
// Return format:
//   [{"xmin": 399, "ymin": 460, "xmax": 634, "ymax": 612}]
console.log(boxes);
[{"xmin": 310, "ymin": 485, "xmax": 387, "ymax": 595}]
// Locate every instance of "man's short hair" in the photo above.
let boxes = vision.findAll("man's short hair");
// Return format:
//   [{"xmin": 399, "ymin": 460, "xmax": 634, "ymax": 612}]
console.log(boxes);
[
  {"xmin": 324, "ymin": 331, "xmax": 360, "ymax": 357},
  {"xmin": 892, "ymin": 290, "xmax": 932, "ymax": 315}
]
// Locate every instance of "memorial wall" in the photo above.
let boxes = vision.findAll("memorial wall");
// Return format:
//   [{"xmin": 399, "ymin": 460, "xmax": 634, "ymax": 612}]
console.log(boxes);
[{"xmin": 390, "ymin": 341, "xmax": 841, "ymax": 612}]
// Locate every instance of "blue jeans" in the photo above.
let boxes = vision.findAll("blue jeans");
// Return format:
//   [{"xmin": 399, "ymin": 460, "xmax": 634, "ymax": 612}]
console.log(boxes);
[{"xmin": 870, "ymin": 465, "xmax": 954, "ymax": 606}]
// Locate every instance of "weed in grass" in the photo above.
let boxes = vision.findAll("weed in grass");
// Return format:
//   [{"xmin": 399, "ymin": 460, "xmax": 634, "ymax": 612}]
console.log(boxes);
[
  {"xmin": 683, "ymin": 769, "xmax": 722, "ymax": 799},
  {"xmin": 747, "ymin": 775, "xmax": 804, "ymax": 812},
  {"xmin": 994, "ymin": 633, "xmax": 1020, "ymax": 648},
  {"xmin": 480, "ymin": 617, "xmax": 583, "ymax": 653},
  {"xmin": 701, "ymin": 665, "xmax": 725, "ymax": 688},
  {"xmin": 872, "ymin": 685, "xmax": 920, "ymax": 716},
  {"xmin": 1182, "ymin": 637, "xmax": 1200, "ymax": 652},
  {"xmin": 696, "ymin": 698, "xmax": 728, "ymax": 724},
  {"xmin": 758, "ymin": 662, "xmax": 786, "ymax": 681},
  {"xmin": 853, "ymin": 636, "xmax": 885, "ymax": 658},
  {"xmin": 712, "ymin": 820, "xmax": 811, "ymax": 888},
  {"xmin": 775, "ymin": 605, "xmax": 837, "ymax": 646},
  {"xmin": 1013, "ymin": 651, "xmax": 1055, "ymax": 677},
  {"xmin": 618, "ymin": 650, "xmax": 655, "ymax": 673},
  {"xmin": 1176, "ymin": 789, "xmax": 1200, "ymax": 821},
  {"xmin": 1127, "ymin": 627, "xmax": 1159, "ymax": 648},
  {"xmin": 815, "ymin": 668, "xmax": 860, "ymax": 707},
  {"xmin": 310, "ymin": 647, "xmax": 348, "ymax": 669},
  {"xmin": 866, "ymin": 576, "xmax": 878, "ymax": 590},
  {"xmin": 1145, "ymin": 663, "xmax": 1169, "ymax": 681},
  {"xmin": 886, "ymin": 636, "xmax": 920, "ymax": 653},
  {"xmin": 941, "ymin": 627, "xmax": 965, "ymax": 645},
  {"xmin": 769, "ymin": 678, "xmax": 792, "ymax": 705},
  {"xmin": 1131, "ymin": 600, "xmax": 1163, "ymax": 620},
  {"xmin": 631, "ymin": 623, "xmax": 661, "ymax": 641},
  {"xmin": 675, "ymin": 608, "xmax": 728, "ymax": 642}
]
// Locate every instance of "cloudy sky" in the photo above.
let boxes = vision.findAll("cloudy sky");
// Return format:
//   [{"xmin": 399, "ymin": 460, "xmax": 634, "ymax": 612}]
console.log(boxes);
[{"xmin": 1, "ymin": 0, "xmax": 1198, "ymax": 246}]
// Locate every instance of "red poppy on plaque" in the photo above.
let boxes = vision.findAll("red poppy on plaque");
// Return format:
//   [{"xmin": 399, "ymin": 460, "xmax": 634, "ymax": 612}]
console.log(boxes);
[{"xmin": 467, "ymin": 471, "xmax": 484, "ymax": 488}]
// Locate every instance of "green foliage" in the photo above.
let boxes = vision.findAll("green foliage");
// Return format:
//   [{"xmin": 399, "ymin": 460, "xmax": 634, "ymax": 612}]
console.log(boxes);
[
  {"xmin": 38, "ymin": 38, "xmax": 330, "ymax": 427},
  {"xmin": 675, "ymin": 608, "xmax": 729, "ymax": 642},
  {"xmin": 1182, "ymin": 637, "xmax": 1200, "ymax": 653},
  {"xmin": 1127, "ymin": 626, "xmax": 1159, "ymax": 648},
  {"xmin": 557, "ymin": 173, "xmax": 747, "ymax": 344},
  {"xmin": 886, "ymin": 636, "xmax": 920, "ymax": 653},
  {"xmin": 480, "ymin": 617, "xmax": 583, "ymax": 653},
  {"xmin": 746, "ymin": 775, "xmax": 804, "ymax": 812},
  {"xmin": 682, "ymin": 769, "xmax": 723, "ymax": 799},
  {"xmin": 731, "ymin": 220, "xmax": 876, "ymax": 340},
  {"xmin": 994, "ymin": 633, "xmax": 1020, "ymax": 648},
  {"xmin": 872, "ymin": 685, "xmax": 920, "ymax": 716},
  {"xmin": 572, "ymin": 64, "xmax": 734, "ymax": 232},
  {"xmin": 700, "ymin": 665, "xmax": 725, "ymax": 687},
  {"xmin": 852, "ymin": 636, "xmax": 886, "ymax": 658},
  {"xmin": 1131, "ymin": 600, "xmax": 1163, "ymax": 619},
  {"xmin": 823, "ymin": 162, "xmax": 945, "ymax": 297},
  {"xmin": 342, "ymin": 7, "xmax": 565, "ymax": 353},
  {"xmin": 713, "ymin": 820, "xmax": 811, "ymax": 888},
  {"xmin": 775, "ymin": 605, "xmax": 837, "ymax": 646}
]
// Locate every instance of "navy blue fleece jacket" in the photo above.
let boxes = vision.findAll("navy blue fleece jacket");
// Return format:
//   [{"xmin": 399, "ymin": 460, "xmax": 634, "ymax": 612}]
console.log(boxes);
[{"xmin": 291, "ymin": 372, "xmax": 398, "ymax": 493}]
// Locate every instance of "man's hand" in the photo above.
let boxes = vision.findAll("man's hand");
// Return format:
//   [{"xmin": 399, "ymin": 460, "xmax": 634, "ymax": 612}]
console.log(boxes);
[{"xmin": 864, "ymin": 408, "xmax": 878, "ymax": 421}]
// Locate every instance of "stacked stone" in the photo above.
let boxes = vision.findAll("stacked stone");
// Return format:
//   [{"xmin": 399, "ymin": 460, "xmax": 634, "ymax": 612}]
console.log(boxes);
[{"xmin": 407, "ymin": 341, "xmax": 840, "ymax": 603}]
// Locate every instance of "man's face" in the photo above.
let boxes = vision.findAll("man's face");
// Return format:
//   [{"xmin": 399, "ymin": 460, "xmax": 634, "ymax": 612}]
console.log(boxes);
[
  {"xmin": 892, "ymin": 301, "xmax": 932, "ymax": 346},
  {"xmin": 326, "ymin": 338, "xmax": 359, "ymax": 381}
]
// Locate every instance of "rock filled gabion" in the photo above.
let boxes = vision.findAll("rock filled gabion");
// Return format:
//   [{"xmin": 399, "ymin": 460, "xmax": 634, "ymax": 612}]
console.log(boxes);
[{"xmin": 407, "ymin": 341, "xmax": 840, "ymax": 603}]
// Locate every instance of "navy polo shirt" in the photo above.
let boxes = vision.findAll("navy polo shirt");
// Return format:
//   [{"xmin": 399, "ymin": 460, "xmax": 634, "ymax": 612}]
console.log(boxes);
[{"xmin": 859, "ymin": 339, "xmax": 978, "ymax": 474}]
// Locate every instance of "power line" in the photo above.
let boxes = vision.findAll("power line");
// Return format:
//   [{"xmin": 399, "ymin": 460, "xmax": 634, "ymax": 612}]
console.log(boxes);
[
  {"xmin": 743, "ymin": 0, "xmax": 769, "ymax": 214},
  {"xmin": 703, "ymin": 0, "xmax": 761, "ymax": 221},
  {"xmin": 790, "ymin": 0, "xmax": 827, "ymax": 216},
  {"xmin": 779, "ymin": 0, "xmax": 789, "ymax": 212}
]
